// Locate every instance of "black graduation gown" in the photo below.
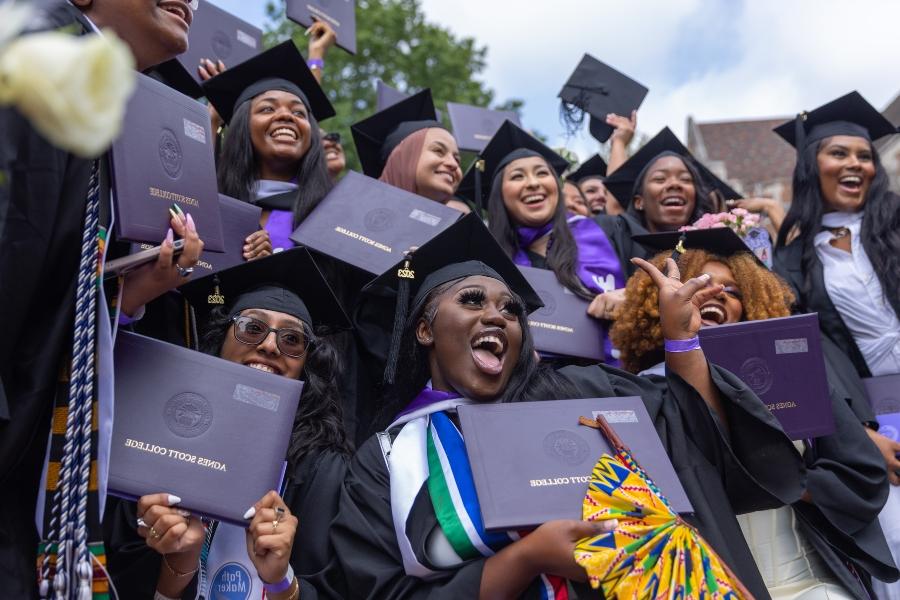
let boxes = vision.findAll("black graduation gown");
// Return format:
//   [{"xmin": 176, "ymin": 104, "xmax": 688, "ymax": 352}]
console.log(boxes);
[
  {"xmin": 591, "ymin": 212, "xmax": 650, "ymax": 279},
  {"xmin": 329, "ymin": 364, "xmax": 806, "ymax": 599},
  {"xmin": 0, "ymin": 6, "xmax": 100, "ymax": 597},
  {"xmin": 774, "ymin": 237, "xmax": 900, "ymax": 381},
  {"xmin": 104, "ymin": 448, "xmax": 348, "ymax": 599},
  {"xmin": 789, "ymin": 383, "xmax": 898, "ymax": 598}
]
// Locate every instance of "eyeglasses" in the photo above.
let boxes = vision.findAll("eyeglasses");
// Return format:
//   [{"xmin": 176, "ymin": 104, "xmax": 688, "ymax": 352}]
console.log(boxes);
[
  {"xmin": 322, "ymin": 132, "xmax": 342, "ymax": 144},
  {"xmin": 231, "ymin": 315, "xmax": 310, "ymax": 358}
]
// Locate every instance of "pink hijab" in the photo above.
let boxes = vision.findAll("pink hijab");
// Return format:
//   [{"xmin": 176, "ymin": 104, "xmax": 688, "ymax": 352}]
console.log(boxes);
[{"xmin": 378, "ymin": 128, "xmax": 430, "ymax": 195}]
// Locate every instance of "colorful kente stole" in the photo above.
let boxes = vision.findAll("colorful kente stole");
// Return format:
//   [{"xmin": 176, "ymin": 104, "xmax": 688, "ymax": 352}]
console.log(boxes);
[
  {"xmin": 389, "ymin": 388, "xmax": 567, "ymax": 599},
  {"xmin": 37, "ymin": 160, "xmax": 109, "ymax": 599}
]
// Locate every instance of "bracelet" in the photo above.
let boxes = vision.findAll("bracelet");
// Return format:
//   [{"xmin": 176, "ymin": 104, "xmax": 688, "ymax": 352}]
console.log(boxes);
[
  {"xmin": 162, "ymin": 553, "xmax": 199, "ymax": 578},
  {"xmin": 263, "ymin": 564, "xmax": 295, "ymax": 593},
  {"xmin": 307, "ymin": 58, "xmax": 324, "ymax": 70},
  {"xmin": 267, "ymin": 577, "xmax": 299, "ymax": 600},
  {"xmin": 664, "ymin": 336, "xmax": 700, "ymax": 353}
]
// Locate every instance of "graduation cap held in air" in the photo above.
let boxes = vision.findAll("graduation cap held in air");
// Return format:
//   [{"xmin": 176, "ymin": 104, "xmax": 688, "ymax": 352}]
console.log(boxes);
[
  {"xmin": 558, "ymin": 54, "xmax": 648, "ymax": 143},
  {"xmin": 179, "ymin": 247, "xmax": 351, "ymax": 334},
  {"xmin": 365, "ymin": 213, "xmax": 542, "ymax": 384},
  {"xmin": 602, "ymin": 127, "xmax": 741, "ymax": 210},
  {"xmin": 351, "ymin": 88, "xmax": 447, "ymax": 178},
  {"xmin": 567, "ymin": 154, "xmax": 608, "ymax": 183},
  {"xmin": 201, "ymin": 40, "xmax": 335, "ymax": 124},
  {"xmin": 456, "ymin": 120, "xmax": 570, "ymax": 214}
]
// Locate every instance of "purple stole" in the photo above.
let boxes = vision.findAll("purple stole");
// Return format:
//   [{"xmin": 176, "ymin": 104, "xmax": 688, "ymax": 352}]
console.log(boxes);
[{"xmin": 264, "ymin": 209, "xmax": 296, "ymax": 252}]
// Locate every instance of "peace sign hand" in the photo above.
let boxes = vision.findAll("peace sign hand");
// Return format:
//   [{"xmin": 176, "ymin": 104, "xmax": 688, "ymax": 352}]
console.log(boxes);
[{"xmin": 631, "ymin": 257, "xmax": 724, "ymax": 341}]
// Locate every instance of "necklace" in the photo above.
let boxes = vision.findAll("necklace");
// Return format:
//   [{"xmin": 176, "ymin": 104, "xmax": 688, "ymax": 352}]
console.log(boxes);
[{"xmin": 823, "ymin": 226, "xmax": 850, "ymax": 240}]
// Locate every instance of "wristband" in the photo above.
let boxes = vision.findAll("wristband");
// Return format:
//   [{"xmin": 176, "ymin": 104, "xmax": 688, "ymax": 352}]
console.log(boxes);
[
  {"xmin": 664, "ymin": 336, "xmax": 700, "ymax": 353},
  {"xmin": 263, "ymin": 564, "xmax": 295, "ymax": 594},
  {"xmin": 307, "ymin": 58, "xmax": 324, "ymax": 70}
]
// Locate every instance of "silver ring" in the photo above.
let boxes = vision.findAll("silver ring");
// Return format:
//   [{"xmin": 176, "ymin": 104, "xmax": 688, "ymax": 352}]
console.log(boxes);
[
  {"xmin": 136, "ymin": 517, "xmax": 147, "ymax": 528},
  {"xmin": 175, "ymin": 264, "xmax": 194, "ymax": 277}
]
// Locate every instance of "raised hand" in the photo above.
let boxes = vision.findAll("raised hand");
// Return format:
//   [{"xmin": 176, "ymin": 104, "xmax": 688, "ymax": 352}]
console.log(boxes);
[
  {"xmin": 136, "ymin": 492, "xmax": 205, "ymax": 560},
  {"xmin": 243, "ymin": 229, "xmax": 272, "ymax": 261},
  {"xmin": 587, "ymin": 288, "xmax": 626, "ymax": 321},
  {"xmin": 631, "ymin": 256, "xmax": 722, "ymax": 340},
  {"xmin": 244, "ymin": 490, "xmax": 298, "ymax": 585},
  {"xmin": 307, "ymin": 20, "xmax": 337, "ymax": 58},
  {"xmin": 607, "ymin": 110, "xmax": 637, "ymax": 147}
]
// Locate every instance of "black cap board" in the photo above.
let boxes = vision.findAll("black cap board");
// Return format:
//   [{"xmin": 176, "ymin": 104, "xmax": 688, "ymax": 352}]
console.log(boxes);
[
  {"xmin": 773, "ymin": 90, "xmax": 896, "ymax": 149},
  {"xmin": 179, "ymin": 247, "xmax": 351, "ymax": 332},
  {"xmin": 201, "ymin": 40, "xmax": 335, "ymax": 124},
  {"xmin": 603, "ymin": 127, "xmax": 742, "ymax": 209},
  {"xmin": 285, "ymin": 0, "xmax": 358, "ymax": 55},
  {"xmin": 152, "ymin": 0, "xmax": 263, "ymax": 99},
  {"xmin": 567, "ymin": 154, "xmax": 608, "ymax": 183},
  {"xmin": 632, "ymin": 227, "xmax": 766, "ymax": 268},
  {"xmin": 456, "ymin": 120, "xmax": 570, "ymax": 207},
  {"xmin": 351, "ymin": 88, "xmax": 446, "ymax": 178},
  {"xmin": 558, "ymin": 54, "xmax": 648, "ymax": 143},
  {"xmin": 446, "ymin": 102, "xmax": 523, "ymax": 153}
]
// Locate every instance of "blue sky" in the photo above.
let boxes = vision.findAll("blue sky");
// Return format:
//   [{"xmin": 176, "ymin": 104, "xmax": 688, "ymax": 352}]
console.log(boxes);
[{"xmin": 214, "ymin": 0, "xmax": 900, "ymax": 163}]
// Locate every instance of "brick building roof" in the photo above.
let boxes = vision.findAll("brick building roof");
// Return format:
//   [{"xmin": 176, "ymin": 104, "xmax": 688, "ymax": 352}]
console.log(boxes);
[{"xmin": 687, "ymin": 116, "xmax": 795, "ymax": 194}]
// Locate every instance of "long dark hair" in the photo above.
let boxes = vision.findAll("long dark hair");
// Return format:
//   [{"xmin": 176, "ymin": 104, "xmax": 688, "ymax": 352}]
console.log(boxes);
[
  {"xmin": 217, "ymin": 99, "xmax": 334, "ymax": 227},
  {"xmin": 777, "ymin": 139, "xmax": 900, "ymax": 309},
  {"xmin": 377, "ymin": 277, "xmax": 579, "ymax": 429},
  {"xmin": 201, "ymin": 307, "xmax": 351, "ymax": 463},
  {"xmin": 487, "ymin": 162, "xmax": 594, "ymax": 301},
  {"xmin": 626, "ymin": 152, "xmax": 714, "ymax": 230}
]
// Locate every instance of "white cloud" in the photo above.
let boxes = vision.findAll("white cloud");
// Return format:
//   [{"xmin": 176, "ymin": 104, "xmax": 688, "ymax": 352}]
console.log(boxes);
[{"xmin": 420, "ymin": 0, "xmax": 900, "ymax": 162}]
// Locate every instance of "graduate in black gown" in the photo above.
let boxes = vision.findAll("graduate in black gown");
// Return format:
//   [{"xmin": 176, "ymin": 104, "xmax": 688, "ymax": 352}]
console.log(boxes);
[
  {"xmin": 330, "ymin": 215, "xmax": 806, "ymax": 599},
  {"xmin": 0, "ymin": 3, "xmax": 207, "ymax": 596},
  {"xmin": 611, "ymin": 231, "xmax": 898, "ymax": 598},
  {"xmin": 104, "ymin": 249, "xmax": 351, "ymax": 600},
  {"xmin": 772, "ymin": 91, "xmax": 900, "ymax": 597}
]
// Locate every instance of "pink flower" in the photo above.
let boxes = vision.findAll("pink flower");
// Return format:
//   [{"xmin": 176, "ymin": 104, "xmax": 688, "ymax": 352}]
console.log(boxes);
[{"xmin": 731, "ymin": 207, "xmax": 749, "ymax": 217}]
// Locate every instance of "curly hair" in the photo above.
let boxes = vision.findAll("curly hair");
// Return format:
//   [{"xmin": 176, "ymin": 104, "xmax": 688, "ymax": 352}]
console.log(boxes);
[
  {"xmin": 200, "ymin": 307, "xmax": 351, "ymax": 463},
  {"xmin": 610, "ymin": 250, "xmax": 796, "ymax": 374}
]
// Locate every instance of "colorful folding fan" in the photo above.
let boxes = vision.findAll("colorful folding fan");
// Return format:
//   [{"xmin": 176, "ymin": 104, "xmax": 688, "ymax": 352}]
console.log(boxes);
[{"xmin": 573, "ymin": 416, "xmax": 754, "ymax": 599}]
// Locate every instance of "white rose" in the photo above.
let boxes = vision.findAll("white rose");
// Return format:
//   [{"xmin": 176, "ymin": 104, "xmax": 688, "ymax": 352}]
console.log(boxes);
[{"xmin": 0, "ymin": 29, "xmax": 136, "ymax": 157}]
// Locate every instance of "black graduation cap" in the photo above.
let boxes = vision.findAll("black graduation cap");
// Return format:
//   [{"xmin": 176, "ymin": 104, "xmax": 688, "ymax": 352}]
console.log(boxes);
[
  {"xmin": 558, "ymin": 53, "xmax": 648, "ymax": 143},
  {"xmin": 365, "ymin": 213, "xmax": 542, "ymax": 383},
  {"xmin": 773, "ymin": 90, "xmax": 896, "ymax": 149},
  {"xmin": 201, "ymin": 40, "xmax": 335, "ymax": 124},
  {"xmin": 456, "ymin": 120, "xmax": 570, "ymax": 210},
  {"xmin": 567, "ymin": 154, "xmax": 608, "ymax": 183},
  {"xmin": 179, "ymin": 247, "xmax": 351, "ymax": 332},
  {"xmin": 603, "ymin": 127, "xmax": 742, "ymax": 209},
  {"xmin": 351, "ymin": 88, "xmax": 445, "ymax": 178},
  {"xmin": 632, "ymin": 227, "xmax": 766, "ymax": 268}
]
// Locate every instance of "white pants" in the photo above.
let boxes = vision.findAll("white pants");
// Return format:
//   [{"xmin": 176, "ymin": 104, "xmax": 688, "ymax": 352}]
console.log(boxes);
[{"xmin": 872, "ymin": 485, "xmax": 900, "ymax": 600}]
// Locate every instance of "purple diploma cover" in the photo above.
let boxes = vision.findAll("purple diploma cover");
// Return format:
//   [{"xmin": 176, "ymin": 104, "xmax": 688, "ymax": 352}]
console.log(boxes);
[
  {"xmin": 698, "ymin": 313, "xmax": 835, "ymax": 440},
  {"xmin": 129, "ymin": 194, "xmax": 260, "ymax": 278},
  {"xmin": 446, "ymin": 102, "xmax": 522, "ymax": 153},
  {"xmin": 518, "ymin": 265, "xmax": 604, "ymax": 361},
  {"xmin": 156, "ymin": 0, "xmax": 263, "ymax": 98},
  {"xmin": 863, "ymin": 374, "xmax": 900, "ymax": 442},
  {"xmin": 110, "ymin": 72, "xmax": 225, "ymax": 251},
  {"xmin": 457, "ymin": 397, "xmax": 692, "ymax": 532},
  {"xmin": 286, "ymin": 0, "xmax": 357, "ymax": 54},
  {"xmin": 109, "ymin": 331, "xmax": 303, "ymax": 525},
  {"xmin": 290, "ymin": 170, "xmax": 462, "ymax": 275}
]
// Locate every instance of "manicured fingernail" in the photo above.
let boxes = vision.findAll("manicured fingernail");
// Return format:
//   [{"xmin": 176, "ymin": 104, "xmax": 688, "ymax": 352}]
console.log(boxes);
[
  {"xmin": 171, "ymin": 203, "xmax": 184, "ymax": 216},
  {"xmin": 218, "ymin": 60, "xmax": 225, "ymax": 69},
  {"xmin": 168, "ymin": 208, "xmax": 179, "ymax": 221},
  {"xmin": 701, "ymin": 273, "xmax": 711, "ymax": 281},
  {"xmin": 304, "ymin": 26, "xmax": 312, "ymax": 35},
  {"xmin": 167, "ymin": 494, "xmax": 181, "ymax": 506},
  {"xmin": 186, "ymin": 213, "xmax": 196, "ymax": 232},
  {"xmin": 165, "ymin": 228, "xmax": 174, "ymax": 246},
  {"xmin": 243, "ymin": 507, "xmax": 256, "ymax": 520}
]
